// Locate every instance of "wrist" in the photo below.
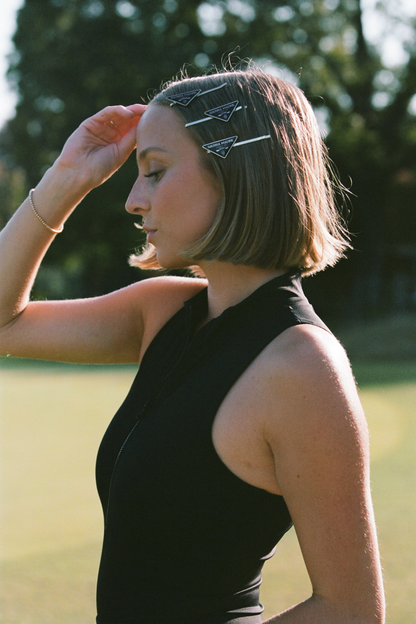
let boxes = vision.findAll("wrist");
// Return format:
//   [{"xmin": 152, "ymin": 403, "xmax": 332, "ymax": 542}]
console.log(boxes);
[
  {"xmin": 28, "ymin": 188, "xmax": 64, "ymax": 234},
  {"xmin": 43, "ymin": 159, "xmax": 94, "ymax": 201},
  {"xmin": 32, "ymin": 162, "xmax": 93, "ymax": 224}
]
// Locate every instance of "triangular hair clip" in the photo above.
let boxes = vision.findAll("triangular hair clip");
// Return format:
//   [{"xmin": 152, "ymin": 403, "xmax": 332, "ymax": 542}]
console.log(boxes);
[
  {"xmin": 167, "ymin": 89, "xmax": 201, "ymax": 107},
  {"xmin": 205, "ymin": 100, "xmax": 239, "ymax": 122},
  {"xmin": 202, "ymin": 136, "xmax": 238, "ymax": 159},
  {"xmin": 167, "ymin": 83, "xmax": 227, "ymax": 106},
  {"xmin": 202, "ymin": 134, "xmax": 271, "ymax": 159},
  {"xmin": 185, "ymin": 101, "xmax": 247, "ymax": 127}
]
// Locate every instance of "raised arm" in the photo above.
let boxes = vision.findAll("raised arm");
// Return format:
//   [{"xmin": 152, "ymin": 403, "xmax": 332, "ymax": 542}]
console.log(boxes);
[
  {"xmin": 0, "ymin": 105, "xmax": 150, "ymax": 363},
  {"xmin": 262, "ymin": 325, "xmax": 385, "ymax": 623}
]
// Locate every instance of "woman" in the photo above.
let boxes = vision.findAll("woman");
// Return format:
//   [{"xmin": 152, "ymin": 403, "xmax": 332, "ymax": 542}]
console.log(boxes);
[{"xmin": 0, "ymin": 68, "xmax": 385, "ymax": 623}]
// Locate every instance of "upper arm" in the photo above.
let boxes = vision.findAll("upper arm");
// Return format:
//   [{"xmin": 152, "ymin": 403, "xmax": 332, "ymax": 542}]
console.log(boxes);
[
  {"xmin": 264, "ymin": 326, "xmax": 384, "ymax": 621},
  {"xmin": 0, "ymin": 276, "xmax": 206, "ymax": 364}
]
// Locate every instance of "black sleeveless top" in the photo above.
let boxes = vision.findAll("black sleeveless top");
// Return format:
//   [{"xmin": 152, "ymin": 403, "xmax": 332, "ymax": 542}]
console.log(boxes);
[{"xmin": 95, "ymin": 271, "xmax": 329, "ymax": 624}]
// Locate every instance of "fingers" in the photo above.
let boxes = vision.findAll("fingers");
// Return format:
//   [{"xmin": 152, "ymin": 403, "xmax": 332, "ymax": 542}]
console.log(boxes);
[
  {"xmin": 105, "ymin": 105, "xmax": 148, "ymax": 142},
  {"xmin": 126, "ymin": 104, "xmax": 147, "ymax": 115},
  {"xmin": 115, "ymin": 124, "xmax": 141, "ymax": 161},
  {"xmin": 97, "ymin": 104, "xmax": 146, "ymax": 130},
  {"xmin": 58, "ymin": 104, "xmax": 146, "ymax": 183},
  {"xmin": 80, "ymin": 105, "xmax": 146, "ymax": 144},
  {"xmin": 94, "ymin": 104, "xmax": 146, "ymax": 123}
]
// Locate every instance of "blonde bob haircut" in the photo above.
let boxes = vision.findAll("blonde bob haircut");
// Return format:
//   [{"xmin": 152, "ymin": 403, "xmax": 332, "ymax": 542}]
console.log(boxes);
[{"xmin": 129, "ymin": 68, "xmax": 350, "ymax": 276}]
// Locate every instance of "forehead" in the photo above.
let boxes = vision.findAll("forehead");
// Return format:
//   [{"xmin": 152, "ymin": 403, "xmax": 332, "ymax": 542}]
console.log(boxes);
[{"xmin": 136, "ymin": 103, "xmax": 192, "ymax": 154}]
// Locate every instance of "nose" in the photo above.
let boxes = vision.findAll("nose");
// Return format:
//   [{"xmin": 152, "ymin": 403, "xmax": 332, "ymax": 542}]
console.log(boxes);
[{"xmin": 125, "ymin": 177, "xmax": 150, "ymax": 215}]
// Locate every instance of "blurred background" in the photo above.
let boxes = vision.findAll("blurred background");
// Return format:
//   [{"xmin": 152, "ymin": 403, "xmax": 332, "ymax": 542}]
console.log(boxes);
[
  {"xmin": 0, "ymin": 0, "xmax": 416, "ymax": 622},
  {"xmin": 0, "ymin": 0, "xmax": 416, "ymax": 319}
]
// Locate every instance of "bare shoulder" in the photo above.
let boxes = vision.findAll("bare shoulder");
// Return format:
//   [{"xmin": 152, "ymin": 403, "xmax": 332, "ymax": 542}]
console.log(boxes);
[
  {"xmin": 137, "ymin": 275, "xmax": 207, "ymax": 360},
  {"xmin": 137, "ymin": 274, "xmax": 207, "ymax": 302},
  {"xmin": 260, "ymin": 323, "xmax": 367, "ymax": 453},
  {"xmin": 137, "ymin": 275, "xmax": 207, "ymax": 321},
  {"xmin": 268, "ymin": 323, "xmax": 359, "ymax": 398}
]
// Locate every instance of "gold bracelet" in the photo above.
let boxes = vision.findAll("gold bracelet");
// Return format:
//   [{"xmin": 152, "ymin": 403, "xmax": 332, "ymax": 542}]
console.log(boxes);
[{"xmin": 29, "ymin": 189, "xmax": 64, "ymax": 234}]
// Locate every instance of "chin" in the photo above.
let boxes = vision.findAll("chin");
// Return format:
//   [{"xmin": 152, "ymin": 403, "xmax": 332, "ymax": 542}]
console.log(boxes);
[{"xmin": 156, "ymin": 250, "xmax": 193, "ymax": 272}]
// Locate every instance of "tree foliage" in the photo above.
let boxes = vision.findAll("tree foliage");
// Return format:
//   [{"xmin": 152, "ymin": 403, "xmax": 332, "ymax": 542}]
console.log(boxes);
[{"xmin": 1, "ymin": 0, "xmax": 416, "ymax": 314}]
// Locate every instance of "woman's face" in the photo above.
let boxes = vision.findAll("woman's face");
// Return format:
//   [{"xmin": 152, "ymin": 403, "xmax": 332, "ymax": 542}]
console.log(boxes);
[{"xmin": 126, "ymin": 104, "xmax": 221, "ymax": 269}]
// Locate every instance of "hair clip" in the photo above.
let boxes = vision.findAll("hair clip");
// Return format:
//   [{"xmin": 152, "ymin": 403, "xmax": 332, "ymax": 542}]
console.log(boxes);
[
  {"xmin": 202, "ymin": 134, "xmax": 271, "ymax": 159},
  {"xmin": 167, "ymin": 83, "xmax": 227, "ymax": 106},
  {"xmin": 185, "ymin": 101, "xmax": 247, "ymax": 127}
]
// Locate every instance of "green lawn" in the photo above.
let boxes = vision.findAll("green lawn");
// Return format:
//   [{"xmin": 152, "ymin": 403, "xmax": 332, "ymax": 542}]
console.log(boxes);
[{"xmin": 1, "ymin": 355, "xmax": 416, "ymax": 623}]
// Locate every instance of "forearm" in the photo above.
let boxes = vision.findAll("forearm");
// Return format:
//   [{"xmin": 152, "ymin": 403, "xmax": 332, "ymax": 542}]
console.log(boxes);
[
  {"xmin": 264, "ymin": 594, "xmax": 384, "ymax": 624},
  {"xmin": 0, "ymin": 162, "xmax": 91, "ymax": 328}
]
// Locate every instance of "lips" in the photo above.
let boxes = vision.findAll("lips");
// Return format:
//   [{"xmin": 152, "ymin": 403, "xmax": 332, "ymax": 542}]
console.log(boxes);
[{"xmin": 143, "ymin": 227, "xmax": 157, "ymax": 243}]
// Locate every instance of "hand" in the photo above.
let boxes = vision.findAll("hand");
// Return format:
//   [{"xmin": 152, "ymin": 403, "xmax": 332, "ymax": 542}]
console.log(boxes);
[{"xmin": 54, "ymin": 104, "xmax": 146, "ymax": 191}]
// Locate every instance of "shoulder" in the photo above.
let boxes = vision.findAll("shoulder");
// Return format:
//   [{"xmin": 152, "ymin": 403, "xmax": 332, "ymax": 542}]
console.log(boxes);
[
  {"xmin": 271, "ymin": 323, "xmax": 354, "ymax": 386},
  {"xmin": 266, "ymin": 323, "xmax": 358, "ymax": 397},
  {"xmin": 136, "ymin": 274, "xmax": 207, "ymax": 306},
  {"xmin": 259, "ymin": 323, "xmax": 367, "ymax": 455},
  {"xmin": 257, "ymin": 323, "xmax": 355, "ymax": 387},
  {"xmin": 136, "ymin": 275, "xmax": 207, "ymax": 361}
]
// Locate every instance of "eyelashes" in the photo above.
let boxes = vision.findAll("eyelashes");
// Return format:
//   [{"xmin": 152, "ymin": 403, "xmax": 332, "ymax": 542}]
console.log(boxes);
[{"xmin": 144, "ymin": 170, "xmax": 164, "ymax": 181}]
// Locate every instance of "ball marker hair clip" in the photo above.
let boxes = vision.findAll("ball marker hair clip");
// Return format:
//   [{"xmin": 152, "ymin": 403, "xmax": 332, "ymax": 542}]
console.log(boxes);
[
  {"xmin": 167, "ymin": 83, "xmax": 227, "ymax": 106},
  {"xmin": 185, "ymin": 101, "xmax": 247, "ymax": 127},
  {"xmin": 202, "ymin": 134, "xmax": 271, "ymax": 159}
]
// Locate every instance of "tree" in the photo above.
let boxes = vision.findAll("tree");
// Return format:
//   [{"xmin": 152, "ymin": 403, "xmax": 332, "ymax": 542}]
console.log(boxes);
[{"xmin": 2, "ymin": 0, "xmax": 416, "ymax": 314}]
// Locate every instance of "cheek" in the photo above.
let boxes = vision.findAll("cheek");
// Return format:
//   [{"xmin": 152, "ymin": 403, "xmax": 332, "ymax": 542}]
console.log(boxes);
[
  {"xmin": 189, "ymin": 181, "xmax": 219, "ymax": 230},
  {"xmin": 158, "ymin": 162, "xmax": 220, "ymax": 232},
  {"xmin": 194, "ymin": 167, "xmax": 221, "ymax": 215},
  {"xmin": 174, "ymin": 171, "xmax": 218, "ymax": 212}
]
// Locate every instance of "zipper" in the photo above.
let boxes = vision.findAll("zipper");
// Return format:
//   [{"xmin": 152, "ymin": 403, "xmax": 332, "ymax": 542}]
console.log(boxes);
[
  {"xmin": 104, "ymin": 420, "xmax": 140, "ymax": 528},
  {"xmin": 104, "ymin": 303, "xmax": 195, "ymax": 528},
  {"xmin": 136, "ymin": 302, "xmax": 195, "ymax": 419}
]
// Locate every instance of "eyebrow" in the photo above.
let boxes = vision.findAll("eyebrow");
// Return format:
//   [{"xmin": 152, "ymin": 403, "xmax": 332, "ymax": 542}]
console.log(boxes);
[{"xmin": 138, "ymin": 146, "xmax": 168, "ymax": 161}]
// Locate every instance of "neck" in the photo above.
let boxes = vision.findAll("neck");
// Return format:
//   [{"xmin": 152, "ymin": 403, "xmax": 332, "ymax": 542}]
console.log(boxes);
[{"xmin": 197, "ymin": 261, "xmax": 286, "ymax": 322}]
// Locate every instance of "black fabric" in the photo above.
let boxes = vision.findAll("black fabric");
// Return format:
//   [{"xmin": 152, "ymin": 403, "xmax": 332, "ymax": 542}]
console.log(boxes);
[{"xmin": 95, "ymin": 271, "xmax": 329, "ymax": 624}]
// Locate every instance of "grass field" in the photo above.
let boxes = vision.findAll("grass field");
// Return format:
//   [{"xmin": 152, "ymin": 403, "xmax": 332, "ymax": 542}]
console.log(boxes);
[{"xmin": 1, "ymin": 315, "xmax": 416, "ymax": 623}]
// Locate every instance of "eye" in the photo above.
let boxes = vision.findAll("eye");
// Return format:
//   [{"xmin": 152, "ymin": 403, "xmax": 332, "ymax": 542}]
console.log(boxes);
[{"xmin": 144, "ymin": 170, "xmax": 164, "ymax": 181}]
